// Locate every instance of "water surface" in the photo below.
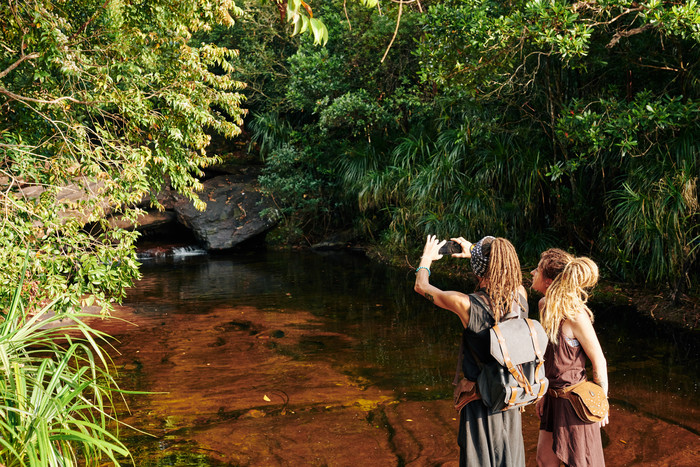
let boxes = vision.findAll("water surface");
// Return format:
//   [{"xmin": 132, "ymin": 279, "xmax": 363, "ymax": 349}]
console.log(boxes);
[{"xmin": 104, "ymin": 249, "xmax": 699, "ymax": 465}]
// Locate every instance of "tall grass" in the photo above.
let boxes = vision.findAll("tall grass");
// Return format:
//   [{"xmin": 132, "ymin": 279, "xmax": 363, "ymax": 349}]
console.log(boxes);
[
  {"xmin": 0, "ymin": 260, "xmax": 131, "ymax": 466},
  {"xmin": 347, "ymin": 106, "xmax": 551, "ymax": 256},
  {"xmin": 247, "ymin": 111, "xmax": 292, "ymax": 160}
]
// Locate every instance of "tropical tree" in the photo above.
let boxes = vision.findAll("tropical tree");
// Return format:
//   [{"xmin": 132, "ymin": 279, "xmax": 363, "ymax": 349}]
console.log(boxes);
[
  {"xmin": 1, "ymin": 0, "xmax": 247, "ymax": 313},
  {"xmin": 0, "ymin": 0, "xmax": 381, "ymax": 460}
]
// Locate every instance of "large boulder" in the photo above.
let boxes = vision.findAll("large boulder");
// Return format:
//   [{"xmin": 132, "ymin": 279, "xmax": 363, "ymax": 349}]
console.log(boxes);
[
  {"xmin": 162, "ymin": 172, "xmax": 278, "ymax": 251},
  {"xmin": 31, "ymin": 166, "xmax": 279, "ymax": 251}
]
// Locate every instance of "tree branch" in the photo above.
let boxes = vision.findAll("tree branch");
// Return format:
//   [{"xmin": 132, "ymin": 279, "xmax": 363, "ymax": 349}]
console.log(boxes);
[
  {"xmin": 381, "ymin": 1, "xmax": 403, "ymax": 63},
  {"xmin": 68, "ymin": 0, "xmax": 111, "ymax": 42},
  {"xmin": 607, "ymin": 23, "xmax": 653, "ymax": 49},
  {"xmin": 0, "ymin": 86, "xmax": 92, "ymax": 106},
  {"xmin": 0, "ymin": 52, "xmax": 40, "ymax": 80}
]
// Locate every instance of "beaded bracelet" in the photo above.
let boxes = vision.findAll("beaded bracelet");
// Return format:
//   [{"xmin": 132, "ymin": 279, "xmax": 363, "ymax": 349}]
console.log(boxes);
[{"xmin": 415, "ymin": 266, "xmax": 431, "ymax": 276}]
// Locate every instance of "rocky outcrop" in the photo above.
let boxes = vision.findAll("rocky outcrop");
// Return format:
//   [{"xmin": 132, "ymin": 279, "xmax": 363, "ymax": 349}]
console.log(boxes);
[
  {"xmin": 162, "ymin": 172, "xmax": 278, "ymax": 250},
  {"xmin": 107, "ymin": 168, "xmax": 279, "ymax": 251},
  {"xmin": 13, "ymin": 162, "xmax": 277, "ymax": 251}
]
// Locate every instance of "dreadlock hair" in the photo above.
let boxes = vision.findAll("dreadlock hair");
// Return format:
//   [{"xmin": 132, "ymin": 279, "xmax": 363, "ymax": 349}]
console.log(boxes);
[
  {"xmin": 483, "ymin": 237, "xmax": 523, "ymax": 322},
  {"xmin": 539, "ymin": 248, "xmax": 599, "ymax": 343}
]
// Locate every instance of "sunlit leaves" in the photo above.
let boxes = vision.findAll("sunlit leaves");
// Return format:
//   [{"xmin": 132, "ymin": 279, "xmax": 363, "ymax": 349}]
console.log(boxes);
[
  {"xmin": 0, "ymin": 1, "xmax": 246, "ymax": 313},
  {"xmin": 556, "ymin": 93, "xmax": 699, "ymax": 161},
  {"xmin": 285, "ymin": 0, "xmax": 329, "ymax": 45}
]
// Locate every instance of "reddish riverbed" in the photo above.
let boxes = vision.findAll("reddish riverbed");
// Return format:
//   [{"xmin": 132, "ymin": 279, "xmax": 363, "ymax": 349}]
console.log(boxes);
[{"xmin": 90, "ymin": 252, "xmax": 699, "ymax": 466}]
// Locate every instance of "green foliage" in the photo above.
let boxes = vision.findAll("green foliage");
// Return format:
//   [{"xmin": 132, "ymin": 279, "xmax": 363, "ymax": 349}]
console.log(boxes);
[
  {"xmin": 242, "ymin": 1, "xmax": 427, "ymax": 240},
  {"xmin": 318, "ymin": 89, "xmax": 393, "ymax": 139},
  {"xmin": 0, "ymin": 261, "xmax": 130, "ymax": 466},
  {"xmin": 0, "ymin": 0, "xmax": 246, "ymax": 313},
  {"xmin": 286, "ymin": 0, "xmax": 329, "ymax": 45},
  {"xmin": 1, "ymin": 0, "xmax": 250, "ymax": 461},
  {"xmin": 285, "ymin": 47, "xmax": 349, "ymax": 113},
  {"xmin": 606, "ymin": 169, "xmax": 698, "ymax": 285},
  {"xmin": 247, "ymin": 111, "xmax": 293, "ymax": 159},
  {"xmin": 258, "ymin": 142, "xmax": 337, "ymax": 241},
  {"xmin": 201, "ymin": 3, "xmax": 299, "ymax": 115},
  {"xmin": 234, "ymin": 0, "xmax": 698, "ymax": 293},
  {"xmin": 409, "ymin": 0, "xmax": 699, "ymax": 290}
]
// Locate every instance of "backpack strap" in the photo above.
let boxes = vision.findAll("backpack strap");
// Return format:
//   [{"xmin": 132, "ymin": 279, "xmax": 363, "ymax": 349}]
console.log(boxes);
[
  {"xmin": 525, "ymin": 318, "xmax": 548, "ymax": 399},
  {"xmin": 526, "ymin": 318, "xmax": 545, "ymax": 361}
]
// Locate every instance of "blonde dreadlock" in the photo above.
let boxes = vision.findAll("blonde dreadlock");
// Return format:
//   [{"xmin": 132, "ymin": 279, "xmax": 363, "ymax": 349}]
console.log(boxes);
[
  {"xmin": 539, "ymin": 249, "xmax": 599, "ymax": 343},
  {"xmin": 483, "ymin": 237, "xmax": 523, "ymax": 322}
]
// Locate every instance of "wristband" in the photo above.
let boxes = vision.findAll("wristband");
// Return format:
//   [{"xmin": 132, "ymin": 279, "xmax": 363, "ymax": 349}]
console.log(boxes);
[{"xmin": 415, "ymin": 266, "xmax": 431, "ymax": 276}]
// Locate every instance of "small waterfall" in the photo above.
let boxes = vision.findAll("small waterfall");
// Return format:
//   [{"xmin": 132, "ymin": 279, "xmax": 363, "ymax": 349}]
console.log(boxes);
[
  {"xmin": 171, "ymin": 245, "xmax": 208, "ymax": 259},
  {"xmin": 137, "ymin": 245, "xmax": 207, "ymax": 261}
]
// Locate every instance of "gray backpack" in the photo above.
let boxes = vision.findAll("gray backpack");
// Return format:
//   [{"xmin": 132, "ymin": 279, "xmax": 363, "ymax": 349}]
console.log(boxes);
[{"xmin": 468, "ymin": 293, "xmax": 549, "ymax": 412}]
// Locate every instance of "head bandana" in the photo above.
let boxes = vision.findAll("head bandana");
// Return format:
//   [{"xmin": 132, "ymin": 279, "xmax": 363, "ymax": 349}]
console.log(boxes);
[{"xmin": 470, "ymin": 236, "xmax": 495, "ymax": 278}]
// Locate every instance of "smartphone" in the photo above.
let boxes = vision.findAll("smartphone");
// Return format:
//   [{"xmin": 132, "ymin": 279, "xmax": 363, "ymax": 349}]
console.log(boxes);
[{"xmin": 439, "ymin": 240, "xmax": 462, "ymax": 255}]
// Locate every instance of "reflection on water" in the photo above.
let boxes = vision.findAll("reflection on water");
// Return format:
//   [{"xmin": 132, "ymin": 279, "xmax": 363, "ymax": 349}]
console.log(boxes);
[
  {"xmin": 112, "ymin": 249, "xmax": 699, "ymax": 464},
  {"xmin": 124, "ymin": 250, "xmax": 465, "ymax": 397}
]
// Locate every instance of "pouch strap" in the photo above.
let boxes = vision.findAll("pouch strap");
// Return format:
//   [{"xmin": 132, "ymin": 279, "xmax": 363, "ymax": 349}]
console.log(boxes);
[{"xmin": 547, "ymin": 380, "xmax": 587, "ymax": 399}]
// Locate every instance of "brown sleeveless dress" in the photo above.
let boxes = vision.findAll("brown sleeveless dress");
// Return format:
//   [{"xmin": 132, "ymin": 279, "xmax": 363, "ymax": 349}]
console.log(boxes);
[{"xmin": 540, "ymin": 325, "xmax": 605, "ymax": 466}]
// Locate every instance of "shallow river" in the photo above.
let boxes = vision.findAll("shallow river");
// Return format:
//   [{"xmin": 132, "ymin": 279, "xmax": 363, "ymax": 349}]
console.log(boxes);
[{"xmin": 96, "ymin": 249, "xmax": 699, "ymax": 466}]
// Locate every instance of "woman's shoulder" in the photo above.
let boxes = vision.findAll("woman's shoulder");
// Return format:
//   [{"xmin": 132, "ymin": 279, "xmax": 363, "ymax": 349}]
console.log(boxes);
[
  {"xmin": 517, "ymin": 285, "xmax": 527, "ymax": 299},
  {"xmin": 537, "ymin": 297, "xmax": 546, "ymax": 312},
  {"xmin": 562, "ymin": 307, "xmax": 593, "ymax": 336},
  {"xmin": 567, "ymin": 306, "xmax": 593, "ymax": 324}
]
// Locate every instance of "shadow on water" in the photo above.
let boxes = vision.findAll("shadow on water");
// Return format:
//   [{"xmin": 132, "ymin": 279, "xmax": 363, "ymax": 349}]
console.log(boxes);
[{"xmin": 105, "ymin": 249, "xmax": 699, "ymax": 465}]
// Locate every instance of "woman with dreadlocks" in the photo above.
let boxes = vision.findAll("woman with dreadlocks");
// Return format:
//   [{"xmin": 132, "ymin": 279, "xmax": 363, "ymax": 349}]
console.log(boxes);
[
  {"xmin": 531, "ymin": 248, "xmax": 608, "ymax": 466},
  {"xmin": 414, "ymin": 235, "xmax": 528, "ymax": 466}
]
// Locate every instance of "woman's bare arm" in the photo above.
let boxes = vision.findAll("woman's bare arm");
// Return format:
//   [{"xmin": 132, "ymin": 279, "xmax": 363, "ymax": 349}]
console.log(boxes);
[
  {"xmin": 414, "ymin": 235, "xmax": 471, "ymax": 328},
  {"xmin": 569, "ymin": 309, "xmax": 609, "ymax": 426},
  {"xmin": 415, "ymin": 278, "xmax": 471, "ymax": 328},
  {"xmin": 568, "ymin": 311, "xmax": 608, "ymax": 394}
]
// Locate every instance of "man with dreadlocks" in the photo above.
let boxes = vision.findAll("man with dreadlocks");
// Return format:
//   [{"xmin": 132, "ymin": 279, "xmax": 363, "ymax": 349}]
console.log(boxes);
[{"xmin": 415, "ymin": 234, "xmax": 528, "ymax": 466}]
